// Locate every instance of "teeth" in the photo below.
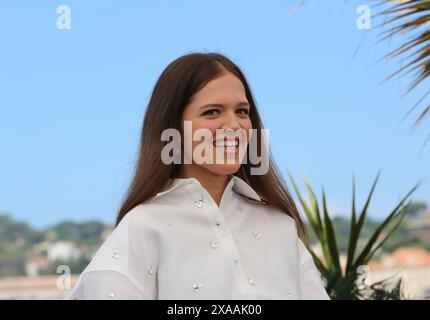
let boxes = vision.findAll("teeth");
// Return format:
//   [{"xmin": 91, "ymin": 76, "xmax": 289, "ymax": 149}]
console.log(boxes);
[{"xmin": 214, "ymin": 140, "xmax": 238, "ymax": 147}]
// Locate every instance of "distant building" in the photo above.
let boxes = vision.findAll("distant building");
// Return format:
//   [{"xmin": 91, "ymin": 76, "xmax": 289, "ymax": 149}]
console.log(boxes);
[
  {"xmin": 47, "ymin": 241, "xmax": 81, "ymax": 262},
  {"xmin": 368, "ymin": 246, "xmax": 430, "ymax": 299},
  {"xmin": 25, "ymin": 256, "xmax": 50, "ymax": 277},
  {"xmin": 368, "ymin": 247, "xmax": 430, "ymax": 269}
]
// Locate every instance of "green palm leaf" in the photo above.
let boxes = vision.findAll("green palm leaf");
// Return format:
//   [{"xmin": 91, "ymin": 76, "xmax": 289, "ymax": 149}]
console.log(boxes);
[{"xmin": 287, "ymin": 169, "xmax": 419, "ymax": 299}]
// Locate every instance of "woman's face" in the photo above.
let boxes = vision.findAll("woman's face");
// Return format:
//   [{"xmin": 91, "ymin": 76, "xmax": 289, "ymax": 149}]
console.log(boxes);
[{"xmin": 181, "ymin": 72, "xmax": 253, "ymax": 176}]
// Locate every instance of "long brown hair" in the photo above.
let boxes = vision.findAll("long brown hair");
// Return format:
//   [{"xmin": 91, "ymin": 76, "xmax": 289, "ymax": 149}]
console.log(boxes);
[{"xmin": 116, "ymin": 52, "xmax": 307, "ymax": 242}]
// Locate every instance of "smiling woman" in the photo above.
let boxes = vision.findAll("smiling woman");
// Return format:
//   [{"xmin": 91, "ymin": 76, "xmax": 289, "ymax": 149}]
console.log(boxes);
[
  {"xmin": 179, "ymin": 72, "xmax": 255, "ymax": 180},
  {"xmin": 65, "ymin": 52, "xmax": 330, "ymax": 300}
]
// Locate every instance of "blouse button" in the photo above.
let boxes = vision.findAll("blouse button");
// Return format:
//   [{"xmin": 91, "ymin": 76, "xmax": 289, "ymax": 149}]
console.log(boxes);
[
  {"xmin": 193, "ymin": 283, "xmax": 203, "ymax": 292},
  {"xmin": 252, "ymin": 232, "xmax": 262, "ymax": 240},
  {"xmin": 209, "ymin": 241, "xmax": 220, "ymax": 249},
  {"xmin": 147, "ymin": 264, "xmax": 156, "ymax": 275},
  {"xmin": 194, "ymin": 196, "xmax": 204, "ymax": 207},
  {"xmin": 110, "ymin": 250, "xmax": 120, "ymax": 259},
  {"xmin": 194, "ymin": 195, "xmax": 204, "ymax": 208}
]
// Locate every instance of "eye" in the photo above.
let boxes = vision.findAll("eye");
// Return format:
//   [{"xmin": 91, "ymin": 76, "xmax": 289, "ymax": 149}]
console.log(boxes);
[
  {"xmin": 237, "ymin": 108, "xmax": 250, "ymax": 115},
  {"xmin": 202, "ymin": 109, "xmax": 220, "ymax": 116}
]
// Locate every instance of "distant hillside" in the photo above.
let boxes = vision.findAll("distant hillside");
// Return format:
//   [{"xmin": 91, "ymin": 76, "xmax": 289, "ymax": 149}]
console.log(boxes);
[
  {"xmin": 1, "ymin": 205, "xmax": 429, "ymax": 277},
  {"xmin": 0, "ymin": 213, "xmax": 112, "ymax": 277}
]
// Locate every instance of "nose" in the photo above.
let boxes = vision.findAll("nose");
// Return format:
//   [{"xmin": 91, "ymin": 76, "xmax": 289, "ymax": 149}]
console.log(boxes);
[{"xmin": 220, "ymin": 112, "xmax": 242, "ymax": 133}]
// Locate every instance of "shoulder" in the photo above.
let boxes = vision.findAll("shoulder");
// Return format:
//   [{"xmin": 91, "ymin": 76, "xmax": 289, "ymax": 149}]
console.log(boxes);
[
  {"xmin": 82, "ymin": 204, "xmax": 160, "ymax": 274},
  {"xmin": 70, "ymin": 204, "xmax": 160, "ymax": 299}
]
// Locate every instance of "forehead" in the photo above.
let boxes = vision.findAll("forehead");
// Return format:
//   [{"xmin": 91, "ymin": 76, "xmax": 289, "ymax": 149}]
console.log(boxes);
[{"xmin": 190, "ymin": 72, "xmax": 247, "ymax": 105}]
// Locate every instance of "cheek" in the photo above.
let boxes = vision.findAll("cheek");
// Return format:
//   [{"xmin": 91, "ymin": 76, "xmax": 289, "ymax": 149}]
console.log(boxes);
[
  {"xmin": 187, "ymin": 120, "xmax": 218, "ymax": 149},
  {"xmin": 195, "ymin": 119, "xmax": 219, "ymax": 132},
  {"xmin": 242, "ymin": 118, "xmax": 252, "ymax": 130},
  {"xmin": 190, "ymin": 119, "xmax": 220, "ymax": 140},
  {"xmin": 241, "ymin": 118, "xmax": 253, "ymax": 141}
]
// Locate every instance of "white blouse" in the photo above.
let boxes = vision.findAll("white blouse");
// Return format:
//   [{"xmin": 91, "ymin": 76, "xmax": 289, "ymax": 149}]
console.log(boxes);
[{"xmin": 65, "ymin": 175, "xmax": 330, "ymax": 300}]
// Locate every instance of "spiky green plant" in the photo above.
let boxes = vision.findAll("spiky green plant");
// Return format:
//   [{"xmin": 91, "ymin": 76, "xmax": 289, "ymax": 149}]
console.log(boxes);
[
  {"xmin": 288, "ymin": 169, "xmax": 420, "ymax": 299},
  {"xmin": 368, "ymin": 277, "xmax": 408, "ymax": 300}
]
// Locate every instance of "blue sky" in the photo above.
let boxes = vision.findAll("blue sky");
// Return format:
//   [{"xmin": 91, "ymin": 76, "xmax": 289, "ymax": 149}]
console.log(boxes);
[{"xmin": 0, "ymin": 0, "xmax": 429, "ymax": 228}]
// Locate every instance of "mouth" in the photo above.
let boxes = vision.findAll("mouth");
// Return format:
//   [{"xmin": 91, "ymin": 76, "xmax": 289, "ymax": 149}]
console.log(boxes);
[
  {"xmin": 212, "ymin": 137, "xmax": 241, "ymax": 156},
  {"xmin": 213, "ymin": 138, "xmax": 239, "ymax": 148}
]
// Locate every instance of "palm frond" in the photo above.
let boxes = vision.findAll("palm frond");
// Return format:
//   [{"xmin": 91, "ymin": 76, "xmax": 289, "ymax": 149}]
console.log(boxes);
[{"xmin": 375, "ymin": 0, "xmax": 430, "ymax": 144}]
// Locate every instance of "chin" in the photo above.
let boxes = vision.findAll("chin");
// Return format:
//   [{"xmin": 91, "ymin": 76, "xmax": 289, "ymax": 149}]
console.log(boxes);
[{"xmin": 206, "ymin": 164, "xmax": 241, "ymax": 176}]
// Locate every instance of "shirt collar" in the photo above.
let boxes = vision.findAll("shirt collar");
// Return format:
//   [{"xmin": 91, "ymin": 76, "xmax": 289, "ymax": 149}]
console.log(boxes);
[
  {"xmin": 156, "ymin": 175, "xmax": 261, "ymax": 202},
  {"xmin": 230, "ymin": 175, "xmax": 262, "ymax": 202}
]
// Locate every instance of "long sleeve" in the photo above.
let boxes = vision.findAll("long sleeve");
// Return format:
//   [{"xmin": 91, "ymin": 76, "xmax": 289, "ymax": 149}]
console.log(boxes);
[
  {"xmin": 66, "ymin": 270, "xmax": 150, "ymax": 300},
  {"xmin": 298, "ymin": 239, "xmax": 331, "ymax": 300},
  {"xmin": 64, "ymin": 206, "xmax": 158, "ymax": 300}
]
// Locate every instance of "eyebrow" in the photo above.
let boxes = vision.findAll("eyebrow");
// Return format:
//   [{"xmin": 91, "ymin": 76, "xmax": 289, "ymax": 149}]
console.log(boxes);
[{"xmin": 199, "ymin": 101, "xmax": 250, "ymax": 110}]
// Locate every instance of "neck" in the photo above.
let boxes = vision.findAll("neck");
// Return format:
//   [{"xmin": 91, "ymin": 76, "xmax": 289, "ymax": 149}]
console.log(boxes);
[{"xmin": 178, "ymin": 165, "xmax": 230, "ymax": 206}]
